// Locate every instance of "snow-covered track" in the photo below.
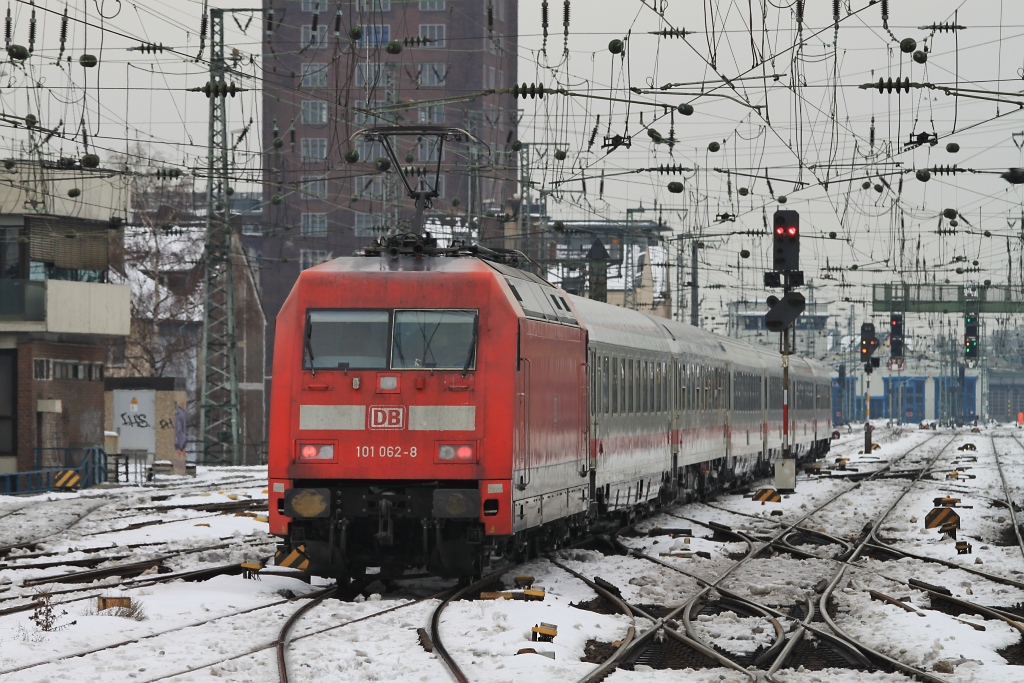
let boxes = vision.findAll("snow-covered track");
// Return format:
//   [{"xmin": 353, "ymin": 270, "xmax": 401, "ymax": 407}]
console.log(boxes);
[{"xmin": 994, "ymin": 433, "xmax": 1024, "ymax": 564}]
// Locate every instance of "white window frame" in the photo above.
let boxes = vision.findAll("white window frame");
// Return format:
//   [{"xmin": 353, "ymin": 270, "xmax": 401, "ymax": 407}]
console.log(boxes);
[
  {"xmin": 357, "ymin": 0, "xmax": 391, "ymax": 10},
  {"xmin": 353, "ymin": 213, "xmax": 383, "ymax": 237},
  {"xmin": 301, "ymin": 100, "xmax": 328, "ymax": 125},
  {"xmin": 419, "ymin": 24, "xmax": 445, "ymax": 47},
  {"xmin": 355, "ymin": 64, "xmax": 383, "ymax": 88},
  {"xmin": 358, "ymin": 24, "xmax": 390, "ymax": 48},
  {"xmin": 420, "ymin": 0, "xmax": 445, "ymax": 10},
  {"xmin": 355, "ymin": 176, "xmax": 385, "ymax": 200},
  {"xmin": 300, "ymin": 63, "xmax": 328, "ymax": 88},
  {"xmin": 300, "ymin": 249, "xmax": 331, "ymax": 270},
  {"xmin": 301, "ymin": 0, "xmax": 323, "ymax": 11},
  {"xmin": 418, "ymin": 62, "xmax": 447, "ymax": 87},
  {"xmin": 300, "ymin": 138, "xmax": 328, "ymax": 161},
  {"xmin": 418, "ymin": 104, "xmax": 444, "ymax": 124},
  {"xmin": 301, "ymin": 175, "xmax": 328, "ymax": 199},
  {"xmin": 301, "ymin": 213, "xmax": 328, "ymax": 236},
  {"xmin": 301, "ymin": 25, "xmax": 328, "ymax": 48}
]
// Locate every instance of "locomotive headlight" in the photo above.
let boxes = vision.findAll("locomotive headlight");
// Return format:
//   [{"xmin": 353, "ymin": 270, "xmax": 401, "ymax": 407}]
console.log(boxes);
[
  {"xmin": 437, "ymin": 443, "xmax": 475, "ymax": 463},
  {"xmin": 298, "ymin": 444, "xmax": 334, "ymax": 460},
  {"xmin": 377, "ymin": 375, "xmax": 399, "ymax": 392}
]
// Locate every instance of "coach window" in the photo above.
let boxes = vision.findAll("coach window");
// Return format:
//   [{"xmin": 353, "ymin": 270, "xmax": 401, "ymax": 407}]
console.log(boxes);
[
  {"xmin": 655, "ymin": 363, "xmax": 662, "ymax": 412},
  {"xmin": 611, "ymin": 357, "xmax": 619, "ymax": 414},
  {"xmin": 305, "ymin": 309, "xmax": 390, "ymax": 369},
  {"xmin": 602, "ymin": 356, "xmax": 610, "ymax": 414},
  {"xmin": 392, "ymin": 309, "xmax": 477, "ymax": 369},
  {"xmin": 618, "ymin": 358, "xmax": 626, "ymax": 415},
  {"xmin": 625, "ymin": 358, "xmax": 632, "ymax": 413}
]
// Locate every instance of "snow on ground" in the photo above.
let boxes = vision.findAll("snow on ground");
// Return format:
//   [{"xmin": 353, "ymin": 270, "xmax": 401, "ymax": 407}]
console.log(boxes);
[{"xmin": 1, "ymin": 429, "xmax": 1024, "ymax": 681}]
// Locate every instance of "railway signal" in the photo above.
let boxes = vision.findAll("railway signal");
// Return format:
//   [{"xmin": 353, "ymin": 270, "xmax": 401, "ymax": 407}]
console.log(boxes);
[
  {"xmin": 964, "ymin": 311, "xmax": 979, "ymax": 365},
  {"xmin": 860, "ymin": 323, "xmax": 879, "ymax": 371},
  {"xmin": 772, "ymin": 210, "xmax": 800, "ymax": 272},
  {"xmin": 889, "ymin": 314, "xmax": 904, "ymax": 358},
  {"xmin": 765, "ymin": 291, "xmax": 806, "ymax": 332}
]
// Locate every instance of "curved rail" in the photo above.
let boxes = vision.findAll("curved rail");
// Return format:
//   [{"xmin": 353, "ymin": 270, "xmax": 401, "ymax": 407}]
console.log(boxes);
[{"xmin": 277, "ymin": 587, "xmax": 338, "ymax": 683}]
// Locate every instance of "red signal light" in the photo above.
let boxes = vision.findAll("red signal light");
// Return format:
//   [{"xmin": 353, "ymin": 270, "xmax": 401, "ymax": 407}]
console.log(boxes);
[
  {"xmin": 456, "ymin": 445, "xmax": 474, "ymax": 460},
  {"xmin": 786, "ymin": 226, "xmax": 798, "ymax": 236},
  {"xmin": 775, "ymin": 226, "xmax": 785, "ymax": 236}
]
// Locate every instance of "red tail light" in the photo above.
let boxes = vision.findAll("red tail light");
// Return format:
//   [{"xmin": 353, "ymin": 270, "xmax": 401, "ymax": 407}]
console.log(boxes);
[
  {"xmin": 436, "ymin": 443, "xmax": 476, "ymax": 463},
  {"xmin": 298, "ymin": 444, "xmax": 335, "ymax": 460}
]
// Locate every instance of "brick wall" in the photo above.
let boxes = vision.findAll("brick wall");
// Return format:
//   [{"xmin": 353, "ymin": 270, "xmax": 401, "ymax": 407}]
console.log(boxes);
[{"xmin": 18, "ymin": 341, "xmax": 107, "ymax": 471}]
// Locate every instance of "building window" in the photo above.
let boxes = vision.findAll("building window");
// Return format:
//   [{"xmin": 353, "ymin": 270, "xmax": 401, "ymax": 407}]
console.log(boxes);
[
  {"xmin": 301, "ymin": 100, "xmax": 328, "ymax": 125},
  {"xmin": 301, "ymin": 0, "xmax": 323, "ymax": 11},
  {"xmin": 418, "ymin": 175, "xmax": 444, "ymax": 198},
  {"xmin": 355, "ymin": 64, "xmax": 383, "ymax": 87},
  {"xmin": 300, "ymin": 250, "xmax": 331, "ymax": 270},
  {"xmin": 301, "ymin": 175, "xmax": 328, "ymax": 199},
  {"xmin": 418, "ymin": 105, "xmax": 444, "ymax": 124},
  {"xmin": 301, "ymin": 213, "xmax": 328, "ymax": 236},
  {"xmin": 420, "ymin": 0, "xmax": 445, "ymax": 9},
  {"xmin": 108, "ymin": 340, "xmax": 126, "ymax": 367},
  {"xmin": 357, "ymin": 0, "xmax": 391, "ymax": 10},
  {"xmin": 301, "ymin": 25, "xmax": 328, "ymax": 48},
  {"xmin": 52, "ymin": 361, "xmax": 89, "ymax": 381},
  {"xmin": 355, "ymin": 176, "xmax": 386, "ymax": 201},
  {"xmin": 354, "ymin": 213, "xmax": 383, "ymax": 237},
  {"xmin": 357, "ymin": 138, "xmax": 385, "ymax": 161},
  {"xmin": 418, "ymin": 63, "xmax": 447, "ymax": 87},
  {"xmin": 301, "ymin": 138, "xmax": 328, "ymax": 161},
  {"xmin": 358, "ymin": 25, "xmax": 390, "ymax": 48},
  {"xmin": 301, "ymin": 63, "xmax": 328, "ymax": 88},
  {"xmin": 483, "ymin": 65, "xmax": 496, "ymax": 89},
  {"xmin": 355, "ymin": 100, "xmax": 395, "ymax": 125},
  {"xmin": 90, "ymin": 363, "xmax": 104, "ymax": 382},
  {"xmin": 419, "ymin": 24, "xmax": 445, "ymax": 47},
  {"xmin": 418, "ymin": 137, "xmax": 443, "ymax": 162},
  {"xmin": 33, "ymin": 358, "xmax": 50, "ymax": 380}
]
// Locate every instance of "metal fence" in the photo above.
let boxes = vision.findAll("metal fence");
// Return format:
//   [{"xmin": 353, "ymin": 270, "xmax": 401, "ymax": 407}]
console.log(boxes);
[{"xmin": 0, "ymin": 446, "xmax": 107, "ymax": 494}]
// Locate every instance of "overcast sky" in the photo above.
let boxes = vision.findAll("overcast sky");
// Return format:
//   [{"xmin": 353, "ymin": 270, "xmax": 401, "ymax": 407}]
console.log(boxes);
[{"xmin": 2, "ymin": 0, "xmax": 1023, "ymax": 335}]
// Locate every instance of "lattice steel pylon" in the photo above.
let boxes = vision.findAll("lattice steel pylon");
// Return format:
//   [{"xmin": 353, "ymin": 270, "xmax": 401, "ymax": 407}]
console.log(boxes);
[{"xmin": 199, "ymin": 7, "xmax": 240, "ymax": 466}]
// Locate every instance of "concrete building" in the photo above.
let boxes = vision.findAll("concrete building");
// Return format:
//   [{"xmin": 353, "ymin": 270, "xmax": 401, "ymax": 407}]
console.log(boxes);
[
  {"xmin": 0, "ymin": 163, "xmax": 131, "ymax": 473},
  {"xmin": 247, "ymin": 0, "xmax": 518, "ymax": 391},
  {"xmin": 725, "ymin": 299, "xmax": 831, "ymax": 360}
]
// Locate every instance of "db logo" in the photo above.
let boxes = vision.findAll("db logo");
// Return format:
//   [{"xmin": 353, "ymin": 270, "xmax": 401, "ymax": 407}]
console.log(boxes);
[{"xmin": 369, "ymin": 406, "xmax": 405, "ymax": 430}]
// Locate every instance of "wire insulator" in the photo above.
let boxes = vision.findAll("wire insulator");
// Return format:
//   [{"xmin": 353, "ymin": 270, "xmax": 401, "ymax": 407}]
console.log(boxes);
[
  {"xmin": 870, "ymin": 116, "xmax": 875, "ymax": 147},
  {"xmin": 919, "ymin": 22, "xmax": 966, "ymax": 33},
  {"xmin": 200, "ymin": 13, "xmax": 208, "ymax": 39},
  {"xmin": 541, "ymin": 1, "xmax": 548, "ymax": 36},
  {"xmin": 881, "ymin": 0, "xmax": 889, "ymax": 24},
  {"xmin": 563, "ymin": 1, "xmax": 570, "ymax": 31},
  {"xmin": 588, "ymin": 122, "xmax": 599, "ymax": 150},
  {"xmin": 4, "ymin": 8, "xmax": 10, "ymax": 48},
  {"xmin": 487, "ymin": 1, "xmax": 493, "ymax": 31},
  {"xmin": 267, "ymin": 9, "xmax": 274, "ymax": 37},
  {"xmin": 333, "ymin": 10, "xmax": 341, "ymax": 38},
  {"xmin": 796, "ymin": 0, "xmax": 804, "ymax": 25},
  {"xmin": 28, "ymin": 6, "xmax": 35, "ymax": 53},
  {"xmin": 311, "ymin": 11, "xmax": 318, "ymax": 33},
  {"xmin": 59, "ymin": 8, "xmax": 67, "ymax": 57},
  {"xmin": 650, "ymin": 28, "xmax": 690, "ymax": 38},
  {"xmin": 833, "ymin": 0, "xmax": 839, "ymax": 24},
  {"xmin": 875, "ymin": 77, "xmax": 910, "ymax": 94}
]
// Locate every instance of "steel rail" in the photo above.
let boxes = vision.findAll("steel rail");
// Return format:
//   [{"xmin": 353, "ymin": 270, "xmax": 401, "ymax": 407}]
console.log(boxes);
[
  {"xmin": 995, "ymin": 434, "xmax": 1024, "ymax": 565},
  {"xmin": 818, "ymin": 435, "xmax": 959, "ymax": 683}
]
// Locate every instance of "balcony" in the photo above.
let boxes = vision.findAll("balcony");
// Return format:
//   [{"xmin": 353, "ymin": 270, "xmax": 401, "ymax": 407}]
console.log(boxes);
[{"xmin": 0, "ymin": 279, "xmax": 130, "ymax": 335}]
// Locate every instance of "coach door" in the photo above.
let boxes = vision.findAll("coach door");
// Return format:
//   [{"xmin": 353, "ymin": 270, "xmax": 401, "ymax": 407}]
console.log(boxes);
[{"xmin": 514, "ymin": 355, "xmax": 531, "ymax": 491}]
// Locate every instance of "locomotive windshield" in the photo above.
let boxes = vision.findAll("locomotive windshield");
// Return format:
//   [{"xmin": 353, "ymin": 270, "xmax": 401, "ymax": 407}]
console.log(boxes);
[
  {"xmin": 304, "ymin": 310, "xmax": 390, "ymax": 369},
  {"xmin": 392, "ymin": 310, "xmax": 477, "ymax": 370},
  {"xmin": 303, "ymin": 309, "xmax": 477, "ymax": 371}
]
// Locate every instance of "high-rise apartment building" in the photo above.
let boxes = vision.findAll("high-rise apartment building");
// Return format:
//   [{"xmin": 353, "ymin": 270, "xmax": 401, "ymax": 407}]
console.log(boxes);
[{"xmin": 249, "ymin": 0, "xmax": 518, "ymax": 390}]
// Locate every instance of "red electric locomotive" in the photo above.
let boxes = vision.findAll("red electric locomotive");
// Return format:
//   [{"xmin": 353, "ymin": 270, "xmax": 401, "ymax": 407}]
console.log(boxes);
[{"xmin": 269, "ymin": 236, "xmax": 831, "ymax": 583}]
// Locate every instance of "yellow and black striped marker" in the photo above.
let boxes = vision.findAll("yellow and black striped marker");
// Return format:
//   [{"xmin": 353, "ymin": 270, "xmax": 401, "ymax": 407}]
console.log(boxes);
[
  {"xmin": 945, "ymin": 471, "xmax": 960, "ymax": 480},
  {"xmin": 54, "ymin": 470, "xmax": 81, "ymax": 489},
  {"xmin": 934, "ymin": 497, "xmax": 960, "ymax": 507},
  {"xmin": 523, "ymin": 588, "xmax": 546, "ymax": 601},
  {"xmin": 925, "ymin": 507, "xmax": 960, "ymax": 530},
  {"xmin": 752, "ymin": 488, "xmax": 782, "ymax": 504},
  {"xmin": 274, "ymin": 544, "xmax": 310, "ymax": 571},
  {"xmin": 531, "ymin": 622, "xmax": 557, "ymax": 642}
]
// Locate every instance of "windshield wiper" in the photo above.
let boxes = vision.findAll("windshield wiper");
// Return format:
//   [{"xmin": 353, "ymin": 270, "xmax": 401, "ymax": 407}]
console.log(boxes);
[
  {"xmin": 305, "ymin": 314, "xmax": 316, "ymax": 376},
  {"xmin": 462, "ymin": 313, "xmax": 478, "ymax": 377}
]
